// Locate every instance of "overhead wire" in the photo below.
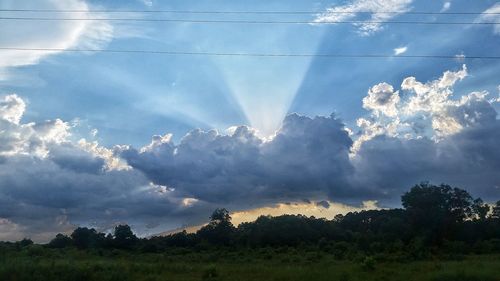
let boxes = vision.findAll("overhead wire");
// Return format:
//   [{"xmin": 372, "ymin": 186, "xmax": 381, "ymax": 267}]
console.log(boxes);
[
  {"xmin": 0, "ymin": 17, "xmax": 497, "ymax": 25},
  {"xmin": 0, "ymin": 47, "xmax": 498, "ymax": 60},
  {"xmin": 0, "ymin": 9, "xmax": 499, "ymax": 15}
]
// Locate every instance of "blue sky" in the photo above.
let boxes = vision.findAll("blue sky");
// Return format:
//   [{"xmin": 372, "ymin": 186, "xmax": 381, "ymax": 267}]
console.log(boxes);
[
  {"xmin": 0, "ymin": 0, "xmax": 499, "ymax": 241},
  {"xmin": 2, "ymin": 0, "xmax": 498, "ymax": 145}
]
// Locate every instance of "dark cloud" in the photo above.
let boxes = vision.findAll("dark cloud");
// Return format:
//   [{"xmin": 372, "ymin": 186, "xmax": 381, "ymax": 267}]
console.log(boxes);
[
  {"xmin": 316, "ymin": 200, "xmax": 331, "ymax": 209},
  {"xmin": 121, "ymin": 113, "xmax": 357, "ymax": 205}
]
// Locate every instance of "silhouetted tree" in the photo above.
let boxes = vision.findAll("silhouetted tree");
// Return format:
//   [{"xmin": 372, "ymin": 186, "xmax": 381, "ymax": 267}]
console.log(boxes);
[
  {"xmin": 16, "ymin": 238, "xmax": 33, "ymax": 248},
  {"xmin": 472, "ymin": 198, "xmax": 490, "ymax": 220},
  {"xmin": 210, "ymin": 208, "xmax": 231, "ymax": 223},
  {"xmin": 70, "ymin": 227, "xmax": 104, "ymax": 249},
  {"xmin": 113, "ymin": 225, "xmax": 138, "ymax": 249},
  {"xmin": 401, "ymin": 183, "xmax": 475, "ymax": 244},
  {"xmin": 492, "ymin": 201, "xmax": 500, "ymax": 219},
  {"xmin": 197, "ymin": 208, "xmax": 235, "ymax": 245},
  {"xmin": 48, "ymin": 234, "xmax": 72, "ymax": 248}
]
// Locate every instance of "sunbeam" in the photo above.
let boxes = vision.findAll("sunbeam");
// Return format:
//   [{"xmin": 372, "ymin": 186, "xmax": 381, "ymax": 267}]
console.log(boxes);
[{"xmin": 213, "ymin": 27, "xmax": 324, "ymax": 137}]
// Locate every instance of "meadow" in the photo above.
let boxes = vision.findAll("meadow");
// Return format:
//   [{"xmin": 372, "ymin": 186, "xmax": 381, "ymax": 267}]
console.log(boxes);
[{"xmin": 1, "ymin": 248, "xmax": 499, "ymax": 281}]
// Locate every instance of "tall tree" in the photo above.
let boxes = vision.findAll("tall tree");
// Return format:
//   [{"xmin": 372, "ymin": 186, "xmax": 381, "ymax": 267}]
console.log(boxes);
[
  {"xmin": 70, "ymin": 227, "xmax": 104, "ymax": 249},
  {"xmin": 197, "ymin": 208, "xmax": 235, "ymax": 245},
  {"xmin": 401, "ymin": 183, "xmax": 475, "ymax": 243},
  {"xmin": 113, "ymin": 225, "xmax": 138, "ymax": 249}
]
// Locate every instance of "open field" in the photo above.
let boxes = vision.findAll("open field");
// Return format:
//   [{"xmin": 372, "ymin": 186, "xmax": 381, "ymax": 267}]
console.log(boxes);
[{"xmin": 1, "ymin": 249, "xmax": 499, "ymax": 281}]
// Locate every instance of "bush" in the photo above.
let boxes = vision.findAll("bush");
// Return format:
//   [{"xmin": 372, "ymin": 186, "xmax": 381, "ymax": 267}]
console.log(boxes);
[
  {"xmin": 360, "ymin": 256, "xmax": 376, "ymax": 271},
  {"xmin": 202, "ymin": 265, "xmax": 218, "ymax": 280},
  {"xmin": 431, "ymin": 271, "xmax": 497, "ymax": 281}
]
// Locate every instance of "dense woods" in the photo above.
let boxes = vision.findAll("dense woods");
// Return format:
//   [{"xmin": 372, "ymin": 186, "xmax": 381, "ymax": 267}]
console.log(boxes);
[{"xmin": 2, "ymin": 183, "xmax": 500, "ymax": 259}]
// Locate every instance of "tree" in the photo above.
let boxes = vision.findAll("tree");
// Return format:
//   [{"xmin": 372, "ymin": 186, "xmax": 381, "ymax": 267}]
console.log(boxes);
[
  {"xmin": 210, "ymin": 208, "xmax": 232, "ymax": 224},
  {"xmin": 472, "ymin": 198, "xmax": 490, "ymax": 220},
  {"xmin": 492, "ymin": 201, "xmax": 500, "ymax": 219},
  {"xmin": 70, "ymin": 227, "xmax": 104, "ymax": 249},
  {"xmin": 401, "ymin": 183, "xmax": 475, "ymax": 243},
  {"xmin": 197, "ymin": 208, "xmax": 235, "ymax": 245},
  {"xmin": 16, "ymin": 238, "xmax": 33, "ymax": 248},
  {"xmin": 113, "ymin": 224, "xmax": 138, "ymax": 249},
  {"xmin": 48, "ymin": 233, "xmax": 72, "ymax": 248}
]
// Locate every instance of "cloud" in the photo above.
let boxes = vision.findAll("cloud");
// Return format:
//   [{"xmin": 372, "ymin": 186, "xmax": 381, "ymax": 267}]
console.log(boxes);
[
  {"xmin": 477, "ymin": 3, "xmax": 500, "ymax": 34},
  {"xmin": 0, "ymin": 95, "xmax": 71, "ymax": 157},
  {"xmin": 0, "ymin": 94, "xmax": 216, "ymax": 241},
  {"xmin": 314, "ymin": 0, "xmax": 413, "ymax": 35},
  {"xmin": 0, "ymin": 94, "xmax": 25, "ymax": 124},
  {"xmin": 441, "ymin": 2, "xmax": 451, "ymax": 12},
  {"xmin": 140, "ymin": 0, "xmax": 153, "ymax": 7},
  {"xmin": 1, "ymin": 64, "xmax": 500, "ymax": 241},
  {"xmin": 362, "ymin": 83, "xmax": 400, "ymax": 117},
  {"xmin": 121, "ymin": 113, "xmax": 357, "ymax": 205},
  {"xmin": 352, "ymin": 65, "xmax": 500, "ymax": 201},
  {"xmin": 0, "ymin": 0, "xmax": 113, "ymax": 79},
  {"xmin": 354, "ymin": 64, "xmax": 471, "ymax": 152},
  {"xmin": 393, "ymin": 46, "xmax": 408, "ymax": 55}
]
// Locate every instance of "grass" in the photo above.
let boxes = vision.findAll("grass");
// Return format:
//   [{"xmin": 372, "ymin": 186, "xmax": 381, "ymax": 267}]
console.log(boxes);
[{"xmin": 0, "ymin": 248, "xmax": 499, "ymax": 281}]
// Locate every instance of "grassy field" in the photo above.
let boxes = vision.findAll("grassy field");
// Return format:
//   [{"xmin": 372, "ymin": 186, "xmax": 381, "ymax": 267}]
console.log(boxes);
[{"xmin": 1, "ymin": 248, "xmax": 499, "ymax": 281}]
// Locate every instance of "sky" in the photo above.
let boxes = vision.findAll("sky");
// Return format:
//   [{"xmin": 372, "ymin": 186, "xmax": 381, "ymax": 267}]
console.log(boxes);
[{"xmin": 0, "ymin": 0, "xmax": 499, "ymax": 241}]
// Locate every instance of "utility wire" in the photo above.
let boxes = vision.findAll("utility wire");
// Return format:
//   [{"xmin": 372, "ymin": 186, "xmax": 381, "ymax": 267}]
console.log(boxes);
[
  {"xmin": 0, "ymin": 9, "xmax": 499, "ymax": 15},
  {"xmin": 0, "ymin": 47, "xmax": 498, "ymax": 60},
  {"xmin": 0, "ymin": 17, "xmax": 497, "ymax": 25}
]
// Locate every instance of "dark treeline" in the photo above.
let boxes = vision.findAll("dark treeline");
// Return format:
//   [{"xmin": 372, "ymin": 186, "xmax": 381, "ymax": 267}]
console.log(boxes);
[{"xmin": 3, "ymin": 183, "xmax": 500, "ymax": 259}]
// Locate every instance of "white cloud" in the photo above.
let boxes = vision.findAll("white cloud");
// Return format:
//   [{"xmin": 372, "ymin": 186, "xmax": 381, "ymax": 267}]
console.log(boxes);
[
  {"xmin": 477, "ymin": 3, "xmax": 500, "ymax": 34},
  {"xmin": 393, "ymin": 46, "xmax": 408, "ymax": 55},
  {"xmin": 141, "ymin": 0, "xmax": 153, "ymax": 7},
  {"xmin": 354, "ymin": 64, "xmax": 500, "ymax": 153},
  {"xmin": 0, "ymin": 94, "xmax": 25, "ymax": 124},
  {"xmin": 441, "ymin": 2, "xmax": 451, "ymax": 12},
  {"xmin": 314, "ymin": 0, "xmax": 413, "ymax": 35},
  {"xmin": 0, "ymin": 94, "xmax": 71, "ymax": 157},
  {"xmin": 362, "ymin": 83, "xmax": 400, "ymax": 117},
  {"xmin": 0, "ymin": 0, "xmax": 113, "ymax": 79}
]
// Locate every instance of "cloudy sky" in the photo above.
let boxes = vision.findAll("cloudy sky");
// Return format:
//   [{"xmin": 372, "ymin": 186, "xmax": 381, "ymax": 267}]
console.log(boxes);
[{"xmin": 0, "ymin": 0, "xmax": 499, "ymax": 241}]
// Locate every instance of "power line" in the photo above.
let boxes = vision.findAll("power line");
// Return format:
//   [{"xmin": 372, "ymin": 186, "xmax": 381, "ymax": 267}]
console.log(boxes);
[
  {"xmin": 0, "ymin": 9, "xmax": 499, "ymax": 15},
  {"xmin": 0, "ymin": 47, "xmax": 498, "ymax": 60},
  {"xmin": 0, "ymin": 17, "xmax": 497, "ymax": 25}
]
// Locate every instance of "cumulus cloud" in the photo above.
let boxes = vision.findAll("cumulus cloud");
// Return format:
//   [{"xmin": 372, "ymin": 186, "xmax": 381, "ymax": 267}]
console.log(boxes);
[
  {"xmin": 314, "ymin": 0, "xmax": 413, "ymax": 35},
  {"xmin": 362, "ymin": 83, "xmax": 400, "ymax": 117},
  {"xmin": 354, "ymin": 64, "xmax": 471, "ymax": 152},
  {"xmin": 352, "ymin": 65, "xmax": 500, "ymax": 200},
  {"xmin": 0, "ymin": 94, "xmax": 214, "ymax": 241},
  {"xmin": 0, "ymin": 95, "xmax": 72, "ymax": 157},
  {"xmin": 121, "ymin": 113, "xmax": 357, "ymax": 204},
  {"xmin": 0, "ymin": 0, "xmax": 113, "ymax": 79}
]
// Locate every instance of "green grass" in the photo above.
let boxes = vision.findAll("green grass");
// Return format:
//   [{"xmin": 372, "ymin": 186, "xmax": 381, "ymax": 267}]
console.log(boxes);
[{"xmin": 0, "ymin": 248, "xmax": 499, "ymax": 281}]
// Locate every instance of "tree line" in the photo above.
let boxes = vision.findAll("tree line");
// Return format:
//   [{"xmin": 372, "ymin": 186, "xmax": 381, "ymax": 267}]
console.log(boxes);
[{"xmin": 3, "ymin": 183, "xmax": 500, "ymax": 258}]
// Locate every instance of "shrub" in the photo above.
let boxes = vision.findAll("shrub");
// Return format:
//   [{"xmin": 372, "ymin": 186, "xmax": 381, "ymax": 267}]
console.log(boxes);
[
  {"xmin": 360, "ymin": 256, "xmax": 376, "ymax": 271},
  {"xmin": 202, "ymin": 265, "xmax": 218, "ymax": 280}
]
